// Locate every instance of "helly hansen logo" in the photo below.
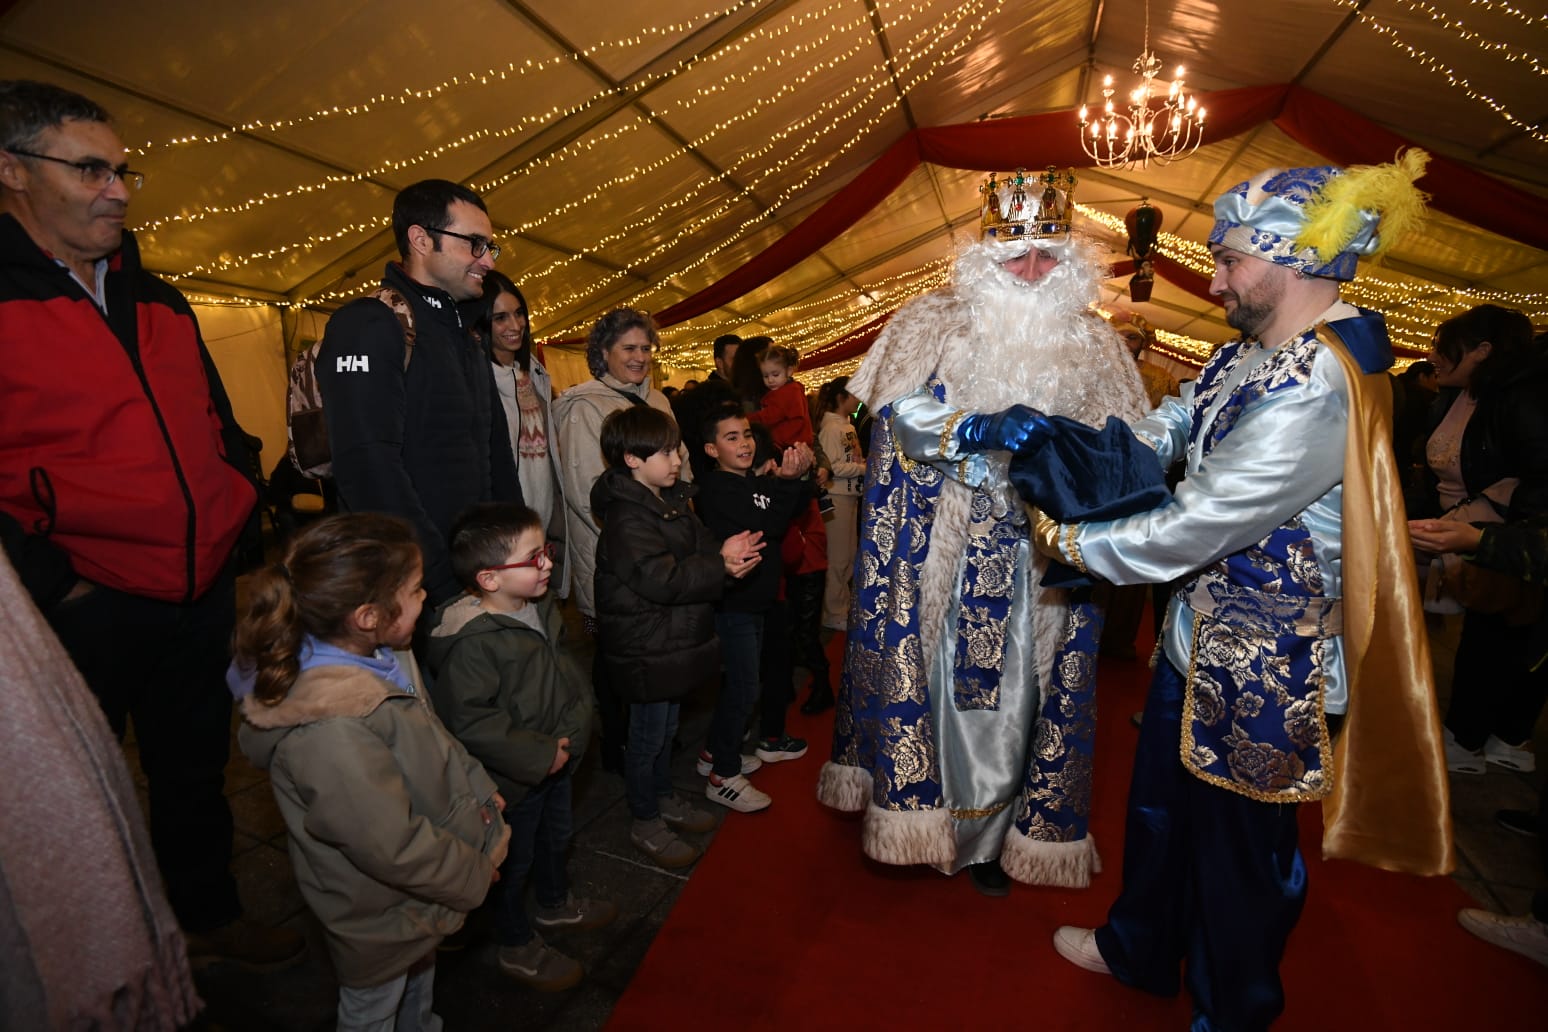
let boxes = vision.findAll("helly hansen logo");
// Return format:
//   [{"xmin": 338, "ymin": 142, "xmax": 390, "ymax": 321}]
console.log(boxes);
[
  {"xmin": 337, "ymin": 355, "xmax": 370, "ymax": 372},
  {"xmin": 753, "ymin": 492, "xmax": 770, "ymax": 510}
]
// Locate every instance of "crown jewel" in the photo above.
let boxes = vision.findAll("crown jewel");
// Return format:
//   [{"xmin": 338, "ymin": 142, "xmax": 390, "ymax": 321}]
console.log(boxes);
[{"xmin": 980, "ymin": 166, "xmax": 1077, "ymax": 241}]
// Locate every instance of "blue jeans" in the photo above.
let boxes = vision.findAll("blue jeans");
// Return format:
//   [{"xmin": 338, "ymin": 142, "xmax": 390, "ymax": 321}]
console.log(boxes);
[
  {"xmin": 494, "ymin": 770, "xmax": 573, "ymax": 947},
  {"xmin": 710, "ymin": 611, "xmax": 763, "ymax": 778},
  {"xmin": 336, "ymin": 953, "xmax": 439, "ymax": 1031},
  {"xmin": 625, "ymin": 700, "xmax": 681, "ymax": 820}
]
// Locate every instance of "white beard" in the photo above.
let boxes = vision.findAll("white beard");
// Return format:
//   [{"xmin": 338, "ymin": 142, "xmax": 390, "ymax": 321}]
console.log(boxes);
[{"xmin": 937, "ymin": 237, "xmax": 1130, "ymax": 420}]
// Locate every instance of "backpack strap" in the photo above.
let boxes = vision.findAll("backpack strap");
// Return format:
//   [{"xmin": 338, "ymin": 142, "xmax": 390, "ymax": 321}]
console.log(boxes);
[
  {"xmin": 604, "ymin": 381, "xmax": 649, "ymax": 407},
  {"xmin": 369, "ymin": 286, "xmax": 416, "ymax": 370}
]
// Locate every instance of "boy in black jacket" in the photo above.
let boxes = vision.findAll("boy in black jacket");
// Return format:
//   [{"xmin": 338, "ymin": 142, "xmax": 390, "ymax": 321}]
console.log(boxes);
[
  {"xmin": 695, "ymin": 404, "xmax": 814, "ymax": 813},
  {"xmin": 590, "ymin": 406, "xmax": 763, "ymax": 867}
]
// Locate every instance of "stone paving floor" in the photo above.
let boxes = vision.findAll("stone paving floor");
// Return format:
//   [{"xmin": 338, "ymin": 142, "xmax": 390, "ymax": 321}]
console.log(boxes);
[{"xmin": 128, "ymin": 606, "xmax": 1544, "ymax": 1031}]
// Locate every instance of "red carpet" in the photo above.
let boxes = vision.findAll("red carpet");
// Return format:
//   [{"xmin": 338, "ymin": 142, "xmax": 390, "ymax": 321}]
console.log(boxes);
[{"xmin": 610, "ymin": 631, "xmax": 1548, "ymax": 1030}]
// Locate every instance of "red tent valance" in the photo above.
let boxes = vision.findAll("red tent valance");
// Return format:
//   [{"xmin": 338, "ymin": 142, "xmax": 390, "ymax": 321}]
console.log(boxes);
[{"xmin": 554, "ymin": 85, "xmax": 1543, "ymax": 351}]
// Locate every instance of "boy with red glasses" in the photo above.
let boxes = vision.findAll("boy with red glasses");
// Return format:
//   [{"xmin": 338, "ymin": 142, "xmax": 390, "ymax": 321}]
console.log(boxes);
[{"xmin": 427, "ymin": 502, "xmax": 614, "ymax": 991}]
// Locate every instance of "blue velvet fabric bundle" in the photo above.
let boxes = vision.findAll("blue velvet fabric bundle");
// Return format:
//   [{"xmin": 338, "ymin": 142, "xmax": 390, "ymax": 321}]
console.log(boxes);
[{"xmin": 1008, "ymin": 414, "xmax": 1170, "ymax": 587}]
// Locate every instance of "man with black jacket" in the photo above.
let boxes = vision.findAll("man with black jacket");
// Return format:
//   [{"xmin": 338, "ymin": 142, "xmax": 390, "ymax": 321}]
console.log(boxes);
[
  {"xmin": 318, "ymin": 179, "xmax": 522, "ymax": 608},
  {"xmin": 0, "ymin": 80, "xmax": 301, "ymax": 968}
]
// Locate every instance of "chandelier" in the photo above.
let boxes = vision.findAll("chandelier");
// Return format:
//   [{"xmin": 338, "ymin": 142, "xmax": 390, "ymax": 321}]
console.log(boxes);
[{"xmin": 1077, "ymin": 0, "xmax": 1205, "ymax": 169}]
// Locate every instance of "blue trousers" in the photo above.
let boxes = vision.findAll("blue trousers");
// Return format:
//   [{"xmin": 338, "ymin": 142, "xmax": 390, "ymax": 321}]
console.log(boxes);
[
  {"xmin": 494, "ymin": 771, "xmax": 573, "ymax": 947},
  {"xmin": 1096, "ymin": 659, "xmax": 1307, "ymax": 1032},
  {"xmin": 709, "ymin": 611, "xmax": 763, "ymax": 777},
  {"xmin": 625, "ymin": 700, "xmax": 680, "ymax": 820}
]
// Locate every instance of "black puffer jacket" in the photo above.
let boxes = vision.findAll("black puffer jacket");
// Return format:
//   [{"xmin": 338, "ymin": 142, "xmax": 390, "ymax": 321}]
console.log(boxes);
[{"xmin": 590, "ymin": 467, "xmax": 725, "ymax": 702}]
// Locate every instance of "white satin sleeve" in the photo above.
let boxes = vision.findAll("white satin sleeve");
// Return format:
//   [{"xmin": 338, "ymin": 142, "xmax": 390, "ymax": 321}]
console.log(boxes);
[
  {"xmin": 890, "ymin": 389, "xmax": 989, "ymax": 488},
  {"xmin": 1075, "ymin": 350, "xmax": 1350, "ymax": 587},
  {"xmin": 1129, "ymin": 382, "xmax": 1195, "ymax": 468}
]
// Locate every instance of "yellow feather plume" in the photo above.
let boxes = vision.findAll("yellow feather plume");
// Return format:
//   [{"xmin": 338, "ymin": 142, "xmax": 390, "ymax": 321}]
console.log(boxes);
[{"xmin": 1297, "ymin": 148, "xmax": 1430, "ymax": 262}]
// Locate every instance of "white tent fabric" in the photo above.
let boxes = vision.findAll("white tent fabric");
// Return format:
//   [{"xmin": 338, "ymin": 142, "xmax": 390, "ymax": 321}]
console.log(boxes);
[{"xmin": 4, "ymin": 0, "xmax": 1544, "ymax": 413}]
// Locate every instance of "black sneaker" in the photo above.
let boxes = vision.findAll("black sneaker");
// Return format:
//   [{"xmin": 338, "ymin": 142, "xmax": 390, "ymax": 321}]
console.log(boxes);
[
  {"xmin": 1496, "ymin": 808, "xmax": 1540, "ymax": 838},
  {"xmin": 755, "ymin": 734, "xmax": 808, "ymax": 763},
  {"xmin": 968, "ymin": 860, "xmax": 1011, "ymax": 898}
]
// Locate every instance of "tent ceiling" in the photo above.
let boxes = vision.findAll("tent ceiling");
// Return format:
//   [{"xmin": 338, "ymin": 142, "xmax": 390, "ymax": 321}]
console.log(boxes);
[{"xmin": 3, "ymin": 0, "xmax": 1544, "ymax": 372}]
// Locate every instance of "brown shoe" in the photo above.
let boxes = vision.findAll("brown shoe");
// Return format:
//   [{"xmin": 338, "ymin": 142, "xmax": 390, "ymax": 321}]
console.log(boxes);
[
  {"xmin": 631, "ymin": 817, "xmax": 700, "ymax": 869},
  {"xmin": 186, "ymin": 917, "xmax": 307, "ymax": 973},
  {"xmin": 497, "ymin": 935, "xmax": 582, "ymax": 991}
]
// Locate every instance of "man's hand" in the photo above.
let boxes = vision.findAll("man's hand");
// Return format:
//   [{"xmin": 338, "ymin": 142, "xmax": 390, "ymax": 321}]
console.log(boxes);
[{"xmin": 956, "ymin": 405, "xmax": 1053, "ymax": 454}]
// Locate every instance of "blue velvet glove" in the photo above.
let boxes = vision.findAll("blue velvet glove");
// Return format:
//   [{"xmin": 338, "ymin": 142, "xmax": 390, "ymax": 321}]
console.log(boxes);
[{"xmin": 956, "ymin": 405, "xmax": 1054, "ymax": 454}]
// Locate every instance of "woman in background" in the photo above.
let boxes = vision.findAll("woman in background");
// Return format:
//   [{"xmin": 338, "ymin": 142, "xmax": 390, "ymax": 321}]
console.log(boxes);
[
  {"xmin": 1411, "ymin": 305, "xmax": 1548, "ymax": 774},
  {"xmin": 474, "ymin": 272, "xmax": 568, "ymax": 595}
]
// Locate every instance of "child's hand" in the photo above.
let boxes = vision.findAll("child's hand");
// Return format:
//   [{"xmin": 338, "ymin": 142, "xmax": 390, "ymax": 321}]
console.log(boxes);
[
  {"xmin": 483, "ymin": 793, "xmax": 506, "ymax": 822},
  {"xmin": 550, "ymin": 737, "xmax": 572, "ymax": 775},
  {"xmin": 775, "ymin": 444, "xmax": 813, "ymax": 478},
  {"xmin": 721, "ymin": 530, "xmax": 765, "ymax": 577},
  {"xmin": 489, "ymin": 821, "xmax": 512, "ymax": 880}
]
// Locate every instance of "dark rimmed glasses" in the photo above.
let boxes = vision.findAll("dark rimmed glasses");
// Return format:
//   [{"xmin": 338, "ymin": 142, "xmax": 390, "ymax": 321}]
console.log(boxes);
[
  {"xmin": 424, "ymin": 226, "xmax": 501, "ymax": 261},
  {"xmin": 6, "ymin": 148, "xmax": 144, "ymax": 190},
  {"xmin": 484, "ymin": 542, "xmax": 556, "ymax": 572}
]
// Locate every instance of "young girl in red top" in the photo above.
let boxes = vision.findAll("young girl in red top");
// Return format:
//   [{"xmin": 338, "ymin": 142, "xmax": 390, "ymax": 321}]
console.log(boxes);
[{"xmin": 749, "ymin": 343, "xmax": 814, "ymax": 447}]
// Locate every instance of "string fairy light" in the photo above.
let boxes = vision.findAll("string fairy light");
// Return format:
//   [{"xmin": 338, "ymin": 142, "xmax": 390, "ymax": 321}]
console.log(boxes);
[
  {"xmin": 158, "ymin": 0, "xmax": 984, "ymax": 288},
  {"xmin": 1334, "ymin": 0, "xmax": 1548, "ymax": 143},
  {"xmin": 1375, "ymin": 0, "xmax": 1544, "ymax": 76},
  {"xmin": 129, "ymin": 3, "xmax": 754, "ymax": 155}
]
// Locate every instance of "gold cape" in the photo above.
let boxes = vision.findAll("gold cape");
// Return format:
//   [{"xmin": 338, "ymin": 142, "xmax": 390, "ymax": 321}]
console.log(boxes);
[{"xmin": 1319, "ymin": 324, "xmax": 1454, "ymax": 876}]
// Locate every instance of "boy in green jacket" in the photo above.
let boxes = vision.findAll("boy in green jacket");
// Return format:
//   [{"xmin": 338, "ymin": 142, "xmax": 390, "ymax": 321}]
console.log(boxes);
[{"xmin": 428, "ymin": 503, "xmax": 616, "ymax": 992}]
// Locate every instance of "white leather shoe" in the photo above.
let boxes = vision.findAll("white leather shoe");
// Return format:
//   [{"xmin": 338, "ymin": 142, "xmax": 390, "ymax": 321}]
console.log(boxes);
[{"xmin": 1053, "ymin": 926, "xmax": 1111, "ymax": 975}]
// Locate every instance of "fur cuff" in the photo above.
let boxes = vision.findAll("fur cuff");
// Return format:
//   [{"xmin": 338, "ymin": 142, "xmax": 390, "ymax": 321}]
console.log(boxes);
[
  {"xmin": 861, "ymin": 804, "xmax": 955, "ymax": 867},
  {"xmin": 816, "ymin": 761, "xmax": 871, "ymax": 812},
  {"xmin": 1000, "ymin": 831, "xmax": 1102, "ymax": 889}
]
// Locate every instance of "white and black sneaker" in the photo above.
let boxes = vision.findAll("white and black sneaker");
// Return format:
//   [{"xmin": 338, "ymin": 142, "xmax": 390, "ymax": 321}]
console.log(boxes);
[{"xmin": 705, "ymin": 773, "xmax": 772, "ymax": 813}]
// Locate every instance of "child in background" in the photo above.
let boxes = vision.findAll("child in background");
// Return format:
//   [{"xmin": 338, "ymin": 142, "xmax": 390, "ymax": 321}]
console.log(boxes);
[
  {"xmin": 590, "ymin": 406, "xmax": 764, "ymax": 865},
  {"xmin": 749, "ymin": 342, "xmax": 814, "ymax": 447},
  {"xmin": 696, "ymin": 404, "xmax": 815, "ymax": 812},
  {"xmin": 815, "ymin": 375, "xmax": 866, "ymax": 643},
  {"xmin": 427, "ymin": 503, "xmax": 614, "ymax": 992},
  {"xmin": 231, "ymin": 514, "xmax": 508, "ymax": 1032}
]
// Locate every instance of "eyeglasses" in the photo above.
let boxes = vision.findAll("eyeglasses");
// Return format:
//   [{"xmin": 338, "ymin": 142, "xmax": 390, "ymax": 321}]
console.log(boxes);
[
  {"xmin": 424, "ymin": 226, "xmax": 500, "ymax": 261},
  {"xmin": 483, "ymin": 542, "xmax": 556, "ymax": 572},
  {"xmin": 6, "ymin": 148, "xmax": 144, "ymax": 190}
]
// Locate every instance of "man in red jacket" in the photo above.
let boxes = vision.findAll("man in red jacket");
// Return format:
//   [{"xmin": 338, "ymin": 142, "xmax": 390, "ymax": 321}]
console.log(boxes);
[{"xmin": 0, "ymin": 80, "xmax": 302, "ymax": 969}]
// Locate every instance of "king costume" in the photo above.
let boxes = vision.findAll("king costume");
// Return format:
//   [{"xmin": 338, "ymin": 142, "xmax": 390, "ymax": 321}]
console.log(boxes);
[
  {"xmin": 816, "ymin": 167, "xmax": 1149, "ymax": 888},
  {"xmin": 1038, "ymin": 155, "xmax": 1453, "ymax": 1031}
]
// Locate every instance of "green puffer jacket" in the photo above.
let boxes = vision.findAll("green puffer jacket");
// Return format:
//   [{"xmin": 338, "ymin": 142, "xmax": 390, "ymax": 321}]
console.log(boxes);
[
  {"xmin": 238, "ymin": 659, "xmax": 502, "ymax": 988},
  {"xmin": 425, "ymin": 592, "xmax": 593, "ymax": 802}
]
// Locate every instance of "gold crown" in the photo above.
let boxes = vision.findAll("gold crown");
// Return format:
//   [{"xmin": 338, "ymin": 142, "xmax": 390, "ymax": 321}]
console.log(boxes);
[{"xmin": 980, "ymin": 166, "xmax": 1078, "ymax": 241}]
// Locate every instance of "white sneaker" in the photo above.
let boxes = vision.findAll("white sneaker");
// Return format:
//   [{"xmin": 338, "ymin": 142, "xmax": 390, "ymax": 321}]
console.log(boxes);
[
  {"xmin": 694, "ymin": 750, "xmax": 763, "ymax": 777},
  {"xmin": 1484, "ymin": 735, "xmax": 1536, "ymax": 773},
  {"xmin": 1444, "ymin": 729, "xmax": 1486, "ymax": 775},
  {"xmin": 705, "ymin": 773, "xmax": 771, "ymax": 813},
  {"xmin": 1457, "ymin": 909, "xmax": 1548, "ymax": 967}
]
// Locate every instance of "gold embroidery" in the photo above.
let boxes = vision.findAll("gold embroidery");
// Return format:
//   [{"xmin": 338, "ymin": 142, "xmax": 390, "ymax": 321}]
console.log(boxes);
[
  {"xmin": 1062, "ymin": 522, "xmax": 1088, "ymax": 574},
  {"xmin": 950, "ymin": 800, "xmax": 1011, "ymax": 820}
]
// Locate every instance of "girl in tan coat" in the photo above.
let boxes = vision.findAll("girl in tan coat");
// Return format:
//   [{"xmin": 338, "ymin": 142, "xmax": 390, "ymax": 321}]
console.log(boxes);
[{"xmin": 231, "ymin": 514, "xmax": 509, "ymax": 1031}]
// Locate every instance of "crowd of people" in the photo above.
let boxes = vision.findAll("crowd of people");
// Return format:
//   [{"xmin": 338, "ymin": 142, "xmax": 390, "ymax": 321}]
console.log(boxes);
[{"xmin": 3, "ymin": 74, "xmax": 1545, "ymax": 1032}]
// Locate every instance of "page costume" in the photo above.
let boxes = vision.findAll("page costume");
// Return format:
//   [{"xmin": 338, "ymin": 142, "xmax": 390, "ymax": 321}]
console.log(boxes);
[{"xmin": 1037, "ymin": 156, "xmax": 1451, "ymax": 1032}]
